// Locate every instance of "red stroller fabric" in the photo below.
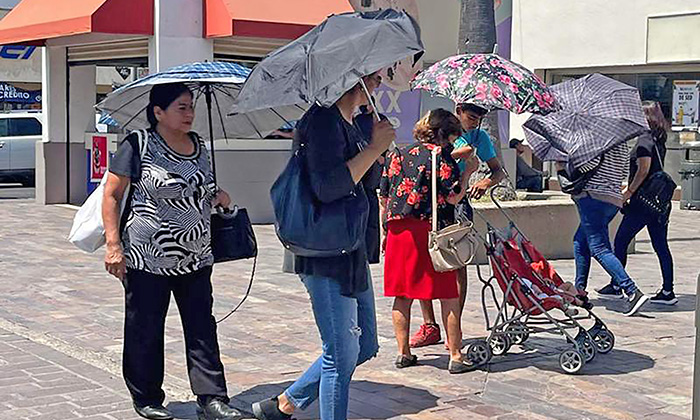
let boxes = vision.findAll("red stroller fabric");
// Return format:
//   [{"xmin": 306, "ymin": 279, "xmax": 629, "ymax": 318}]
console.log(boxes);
[
  {"xmin": 490, "ymin": 237, "xmax": 565, "ymax": 316},
  {"xmin": 521, "ymin": 238, "xmax": 587, "ymax": 299}
]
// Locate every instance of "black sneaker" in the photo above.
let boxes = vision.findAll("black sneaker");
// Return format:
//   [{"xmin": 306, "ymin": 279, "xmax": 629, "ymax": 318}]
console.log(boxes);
[
  {"xmin": 595, "ymin": 284, "xmax": 623, "ymax": 299},
  {"xmin": 623, "ymin": 291, "xmax": 649, "ymax": 316},
  {"xmin": 650, "ymin": 290, "xmax": 678, "ymax": 305},
  {"xmin": 252, "ymin": 397, "xmax": 293, "ymax": 420}
]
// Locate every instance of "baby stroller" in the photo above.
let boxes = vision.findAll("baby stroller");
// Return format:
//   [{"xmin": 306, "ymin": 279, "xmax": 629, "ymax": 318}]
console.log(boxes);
[{"xmin": 465, "ymin": 188, "xmax": 615, "ymax": 374}]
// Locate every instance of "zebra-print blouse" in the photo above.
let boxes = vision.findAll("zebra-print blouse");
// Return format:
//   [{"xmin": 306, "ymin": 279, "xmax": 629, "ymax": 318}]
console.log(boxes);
[{"xmin": 113, "ymin": 130, "xmax": 217, "ymax": 276}]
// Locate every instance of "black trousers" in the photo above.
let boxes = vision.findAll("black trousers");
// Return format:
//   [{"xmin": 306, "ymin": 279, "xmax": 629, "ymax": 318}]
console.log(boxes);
[{"xmin": 122, "ymin": 266, "xmax": 228, "ymax": 406}]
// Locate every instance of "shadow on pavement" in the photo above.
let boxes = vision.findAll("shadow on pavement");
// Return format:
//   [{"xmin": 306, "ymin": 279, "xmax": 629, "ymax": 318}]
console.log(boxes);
[
  {"xmin": 165, "ymin": 402, "xmax": 199, "ymax": 420},
  {"xmin": 487, "ymin": 336, "xmax": 654, "ymax": 376},
  {"xmin": 590, "ymin": 294, "xmax": 696, "ymax": 314},
  {"xmin": 421, "ymin": 334, "xmax": 654, "ymax": 377},
  {"xmin": 221, "ymin": 380, "xmax": 440, "ymax": 419}
]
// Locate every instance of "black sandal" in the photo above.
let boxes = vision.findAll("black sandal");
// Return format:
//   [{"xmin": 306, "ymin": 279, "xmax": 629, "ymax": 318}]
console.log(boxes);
[
  {"xmin": 394, "ymin": 354, "xmax": 418, "ymax": 369},
  {"xmin": 448, "ymin": 358, "xmax": 476, "ymax": 374}
]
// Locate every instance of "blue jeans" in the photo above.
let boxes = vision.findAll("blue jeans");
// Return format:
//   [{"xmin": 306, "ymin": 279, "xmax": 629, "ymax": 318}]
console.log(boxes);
[
  {"xmin": 614, "ymin": 209, "xmax": 674, "ymax": 292},
  {"xmin": 573, "ymin": 196, "xmax": 638, "ymax": 295},
  {"xmin": 284, "ymin": 271, "xmax": 379, "ymax": 420}
]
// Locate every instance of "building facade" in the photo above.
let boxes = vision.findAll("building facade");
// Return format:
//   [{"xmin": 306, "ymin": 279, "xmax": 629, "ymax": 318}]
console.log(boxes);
[{"xmin": 510, "ymin": 0, "xmax": 700, "ymax": 182}]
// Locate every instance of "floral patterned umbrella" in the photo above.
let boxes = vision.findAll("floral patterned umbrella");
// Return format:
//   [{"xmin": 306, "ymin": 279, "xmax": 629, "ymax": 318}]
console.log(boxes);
[{"xmin": 411, "ymin": 53, "xmax": 558, "ymax": 114}]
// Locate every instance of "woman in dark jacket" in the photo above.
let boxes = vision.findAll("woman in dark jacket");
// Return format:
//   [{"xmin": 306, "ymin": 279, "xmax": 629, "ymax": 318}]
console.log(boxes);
[
  {"xmin": 354, "ymin": 103, "xmax": 387, "ymax": 264},
  {"xmin": 103, "ymin": 83, "xmax": 240, "ymax": 420},
  {"xmin": 598, "ymin": 101, "xmax": 676, "ymax": 305},
  {"xmin": 252, "ymin": 72, "xmax": 396, "ymax": 420}
]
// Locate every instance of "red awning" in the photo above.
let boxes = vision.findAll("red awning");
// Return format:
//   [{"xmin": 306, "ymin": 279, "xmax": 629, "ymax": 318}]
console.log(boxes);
[
  {"xmin": 0, "ymin": 0, "xmax": 153, "ymax": 46},
  {"xmin": 205, "ymin": 0, "xmax": 353, "ymax": 40}
]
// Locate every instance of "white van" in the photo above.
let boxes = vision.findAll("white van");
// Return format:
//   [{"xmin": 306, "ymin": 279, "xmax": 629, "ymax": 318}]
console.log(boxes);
[{"xmin": 0, "ymin": 110, "xmax": 42, "ymax": 186}]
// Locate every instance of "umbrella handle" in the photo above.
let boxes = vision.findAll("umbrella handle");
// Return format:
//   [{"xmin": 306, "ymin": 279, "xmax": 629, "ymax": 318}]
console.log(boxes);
[
  {"xmin": 358, "ymin": 77, "xmax": 397, "ymax": 150},
  {"xmin": 358, "ymin": 78, "xmax": 381, "ymax": 121}
]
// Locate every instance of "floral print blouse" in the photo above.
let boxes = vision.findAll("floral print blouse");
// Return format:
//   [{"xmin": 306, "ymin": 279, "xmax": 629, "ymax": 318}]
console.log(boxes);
[{"xmin": 379, "ymin": 142, "xmax": 462, "ymax": 230}]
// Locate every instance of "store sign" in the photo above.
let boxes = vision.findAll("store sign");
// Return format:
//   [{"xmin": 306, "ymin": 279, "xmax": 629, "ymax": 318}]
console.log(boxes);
[
  {"xmin": 672, "ymin": 80, "xmax": 700, "ymax": 130},
  {"xmin": 373, "ymin": 86, "xmax": 421, "ymax": 143},
  {"xmin": 90, "ymin": 135, "xmax": 108, "ymax": 182},
  {"xmin": 0, "ymin": 83, "xmax": 41, "ymax": 103},
  {"xmin": 0, "ymin": 46, "xmax": 36, "ymax": 60}
]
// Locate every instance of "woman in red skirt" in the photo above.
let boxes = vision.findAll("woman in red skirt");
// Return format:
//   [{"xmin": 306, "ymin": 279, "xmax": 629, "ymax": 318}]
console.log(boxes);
[{"xmin": 379, "ymin": 109, "xmax": 473, "ymax": 374}]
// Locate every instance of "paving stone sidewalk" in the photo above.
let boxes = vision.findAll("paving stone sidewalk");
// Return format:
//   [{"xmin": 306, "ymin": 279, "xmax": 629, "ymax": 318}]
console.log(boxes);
[{"xmin": 0, "ymin": 199, "xmax": 698, "ymax": 419}]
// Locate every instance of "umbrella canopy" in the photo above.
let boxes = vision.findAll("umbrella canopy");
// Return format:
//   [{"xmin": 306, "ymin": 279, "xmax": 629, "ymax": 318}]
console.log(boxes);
[
  {"xmin": 523, "ymin": 73, "xmax": 649, "ymax": 168},
  {"xmin": 411, "ymin": 53, "xmax": 558, "ymax": 114},
  {"xmin": 231, "ymin": 8, "xmax": 424, "ymax": 118},
  {"xmin": 97, "ymin": 61, "xmax": 301, "ymax": 139},
  {"xmin": 349, "ymin": 0, "xmax": 422, "ymax": 92}
]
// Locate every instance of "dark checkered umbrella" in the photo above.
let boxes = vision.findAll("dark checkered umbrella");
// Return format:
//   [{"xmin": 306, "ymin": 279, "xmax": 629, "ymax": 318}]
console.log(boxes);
[{"xmin": 522, "ymin": 73, "xmax": 649, "ymax": 168}]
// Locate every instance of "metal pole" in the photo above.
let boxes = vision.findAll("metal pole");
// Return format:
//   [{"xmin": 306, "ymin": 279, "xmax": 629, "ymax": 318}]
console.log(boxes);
[
  {"xmin": 358, "ymin": 77, "xmax": 397, "ymax": 150},
  {"xmin": 204, "ymin": 83, "xmax": 217, "ymax": 184},
  {"xmin": 693, "ymin": 271, "xmax": 700, "ymax": 420},
  {"xmin": 65, "ymin": 58, "xmax": 71, "ymax": 203}
]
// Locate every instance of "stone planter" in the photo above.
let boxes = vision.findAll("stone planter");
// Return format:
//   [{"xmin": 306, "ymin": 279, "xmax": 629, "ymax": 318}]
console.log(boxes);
[{"xmin": 469, "ymin": 197, "xmax": 632, "ymax": 264}]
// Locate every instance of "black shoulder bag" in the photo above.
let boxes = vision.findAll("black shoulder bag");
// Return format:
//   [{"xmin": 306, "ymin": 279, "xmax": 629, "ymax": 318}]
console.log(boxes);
[
  {"xmin": 557, "ymin": 156, "xmax": 604, "ymax": 196},
  {"xmin": 628, "ymin": 144, "xmax": 676, "ymax": 222},
  {"xmin": 270, "ymin": 128, "xmax": 369, "ymax": 257}
]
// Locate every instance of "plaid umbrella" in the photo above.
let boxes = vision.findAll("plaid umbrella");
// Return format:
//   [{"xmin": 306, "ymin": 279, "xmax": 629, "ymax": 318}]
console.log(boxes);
[
  {"xmin": 410, "ymin": 53, "xmax": 558, "ymax": 114},
  {"xmin": 522, "ymin": 73, "xmax": 649, "ymax": 168},
  {"xmin": 97, "ymin": 61, "xmax": 304, "ymax": 140}
]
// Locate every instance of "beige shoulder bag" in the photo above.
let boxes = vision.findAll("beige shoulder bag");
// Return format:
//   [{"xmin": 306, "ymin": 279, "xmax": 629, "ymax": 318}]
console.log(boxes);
[{"xmin": 428, "ymin": 148, "xmax": 476, "ymax": 272}]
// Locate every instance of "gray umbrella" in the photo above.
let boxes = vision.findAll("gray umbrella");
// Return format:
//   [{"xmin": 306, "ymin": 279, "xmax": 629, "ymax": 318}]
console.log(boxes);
[
  {"xmin": 523, "ymin": 73, "xmax": 649, "ymax": 168},
  {"xmin": 231, "ymin": 8, "xmax": 424, "ymax": 121}
]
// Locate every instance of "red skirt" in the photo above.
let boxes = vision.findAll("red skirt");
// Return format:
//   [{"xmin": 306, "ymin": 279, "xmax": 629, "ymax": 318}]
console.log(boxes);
[{"xmin": 384, "ymin": 218, "xmax": 458, "ymax": 300}]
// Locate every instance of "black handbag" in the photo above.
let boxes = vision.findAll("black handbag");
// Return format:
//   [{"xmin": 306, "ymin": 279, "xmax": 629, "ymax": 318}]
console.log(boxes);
[
  {"xmin": 211, "ymin": 205, "xmax": 258, "ymax": 263},
  {"xmin": 627, "ymin": 145, "xmax": 676, "ymax": 221}
]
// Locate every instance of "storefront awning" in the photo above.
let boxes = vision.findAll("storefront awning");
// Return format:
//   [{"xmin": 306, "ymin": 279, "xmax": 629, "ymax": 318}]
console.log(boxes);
[
  {"xmin": 205, "ymin": 0, "xmax": 353, "ymax": 40},
  {"xmin": 0, "ymin": 0, "xmax": 154, "ymax": 46}
]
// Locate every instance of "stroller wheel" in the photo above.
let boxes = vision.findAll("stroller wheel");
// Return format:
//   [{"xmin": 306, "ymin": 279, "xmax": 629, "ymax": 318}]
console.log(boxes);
[
  {"xmin": 489, "ymin": 334, "xmax": 512, "ymax": 356},
  {"xmin": 506, "ymin": 322, "xmax": 529, "ymax": 344},
  {"xmin": 578, "ymin": 337, "xmax": 597, "ymax": 363},
  {"xmin": 559, "ymin": 349, "xmax": 585, "ymax": 374},
  {"xmin": 466, "ymin": 340, "xmax": 492, "ymax": 366},
  {"xmin": 592, "ymin": 329, "xmax": 615, "ymax": 354}
]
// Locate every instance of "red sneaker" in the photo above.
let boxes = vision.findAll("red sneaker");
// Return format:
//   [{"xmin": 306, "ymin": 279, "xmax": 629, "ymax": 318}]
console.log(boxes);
[{"xmin": 409, "ymin": 323, "xmax": 441, "ymax": 348}]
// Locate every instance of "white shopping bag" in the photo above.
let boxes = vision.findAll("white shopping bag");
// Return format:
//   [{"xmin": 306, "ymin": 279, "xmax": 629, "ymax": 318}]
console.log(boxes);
[{"xmin": 68, "ymin": 130, "xmax": 147, "ymax": 253}]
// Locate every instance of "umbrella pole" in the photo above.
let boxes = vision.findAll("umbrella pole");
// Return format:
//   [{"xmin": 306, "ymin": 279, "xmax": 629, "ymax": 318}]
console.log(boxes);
[
  {"xmin": 358, "ymin": 78, "xmax": 381, "ymax": 121},
  {"xmin": 359, "ymin": 78, "xmax": 397, "ymax": 149},
  {"xmin": 204, "ymin": 83, "xmax": 217, "ymax": 184}
]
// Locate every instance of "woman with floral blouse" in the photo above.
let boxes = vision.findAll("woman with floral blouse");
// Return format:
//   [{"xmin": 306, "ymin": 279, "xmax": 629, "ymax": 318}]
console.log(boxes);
[{"xmin": 379, "ymin": 108, "xmax": 473, "ymax": 374}]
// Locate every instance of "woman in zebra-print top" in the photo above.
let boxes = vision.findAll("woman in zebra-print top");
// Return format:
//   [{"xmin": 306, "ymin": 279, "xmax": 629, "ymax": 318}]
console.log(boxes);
[{"xmin": 102, "ymin": 83, "xmax": 241, "ymax": 420}]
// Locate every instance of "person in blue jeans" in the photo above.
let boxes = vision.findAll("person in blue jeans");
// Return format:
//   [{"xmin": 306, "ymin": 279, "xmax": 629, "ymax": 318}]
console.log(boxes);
[
  {"xmin": 570, "ymin": 141, "xmax": 649, "ymax": 316},
  {"xmin": 252, "ymin": 72, "xmax": 396, "ymax": 420},
  {"xmin": 597, "ymin": 101, "xmax": 676, "ymax": 305}
]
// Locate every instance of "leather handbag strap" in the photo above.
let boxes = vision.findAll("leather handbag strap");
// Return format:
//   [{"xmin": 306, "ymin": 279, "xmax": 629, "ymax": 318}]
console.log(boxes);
[
  {"xmin": 653, "ymin": 143, "xmax": 664, "ymax": 170},
  {"xmin": 431, "ymin": 148, "xmax": 438, "ymax": 233}
]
